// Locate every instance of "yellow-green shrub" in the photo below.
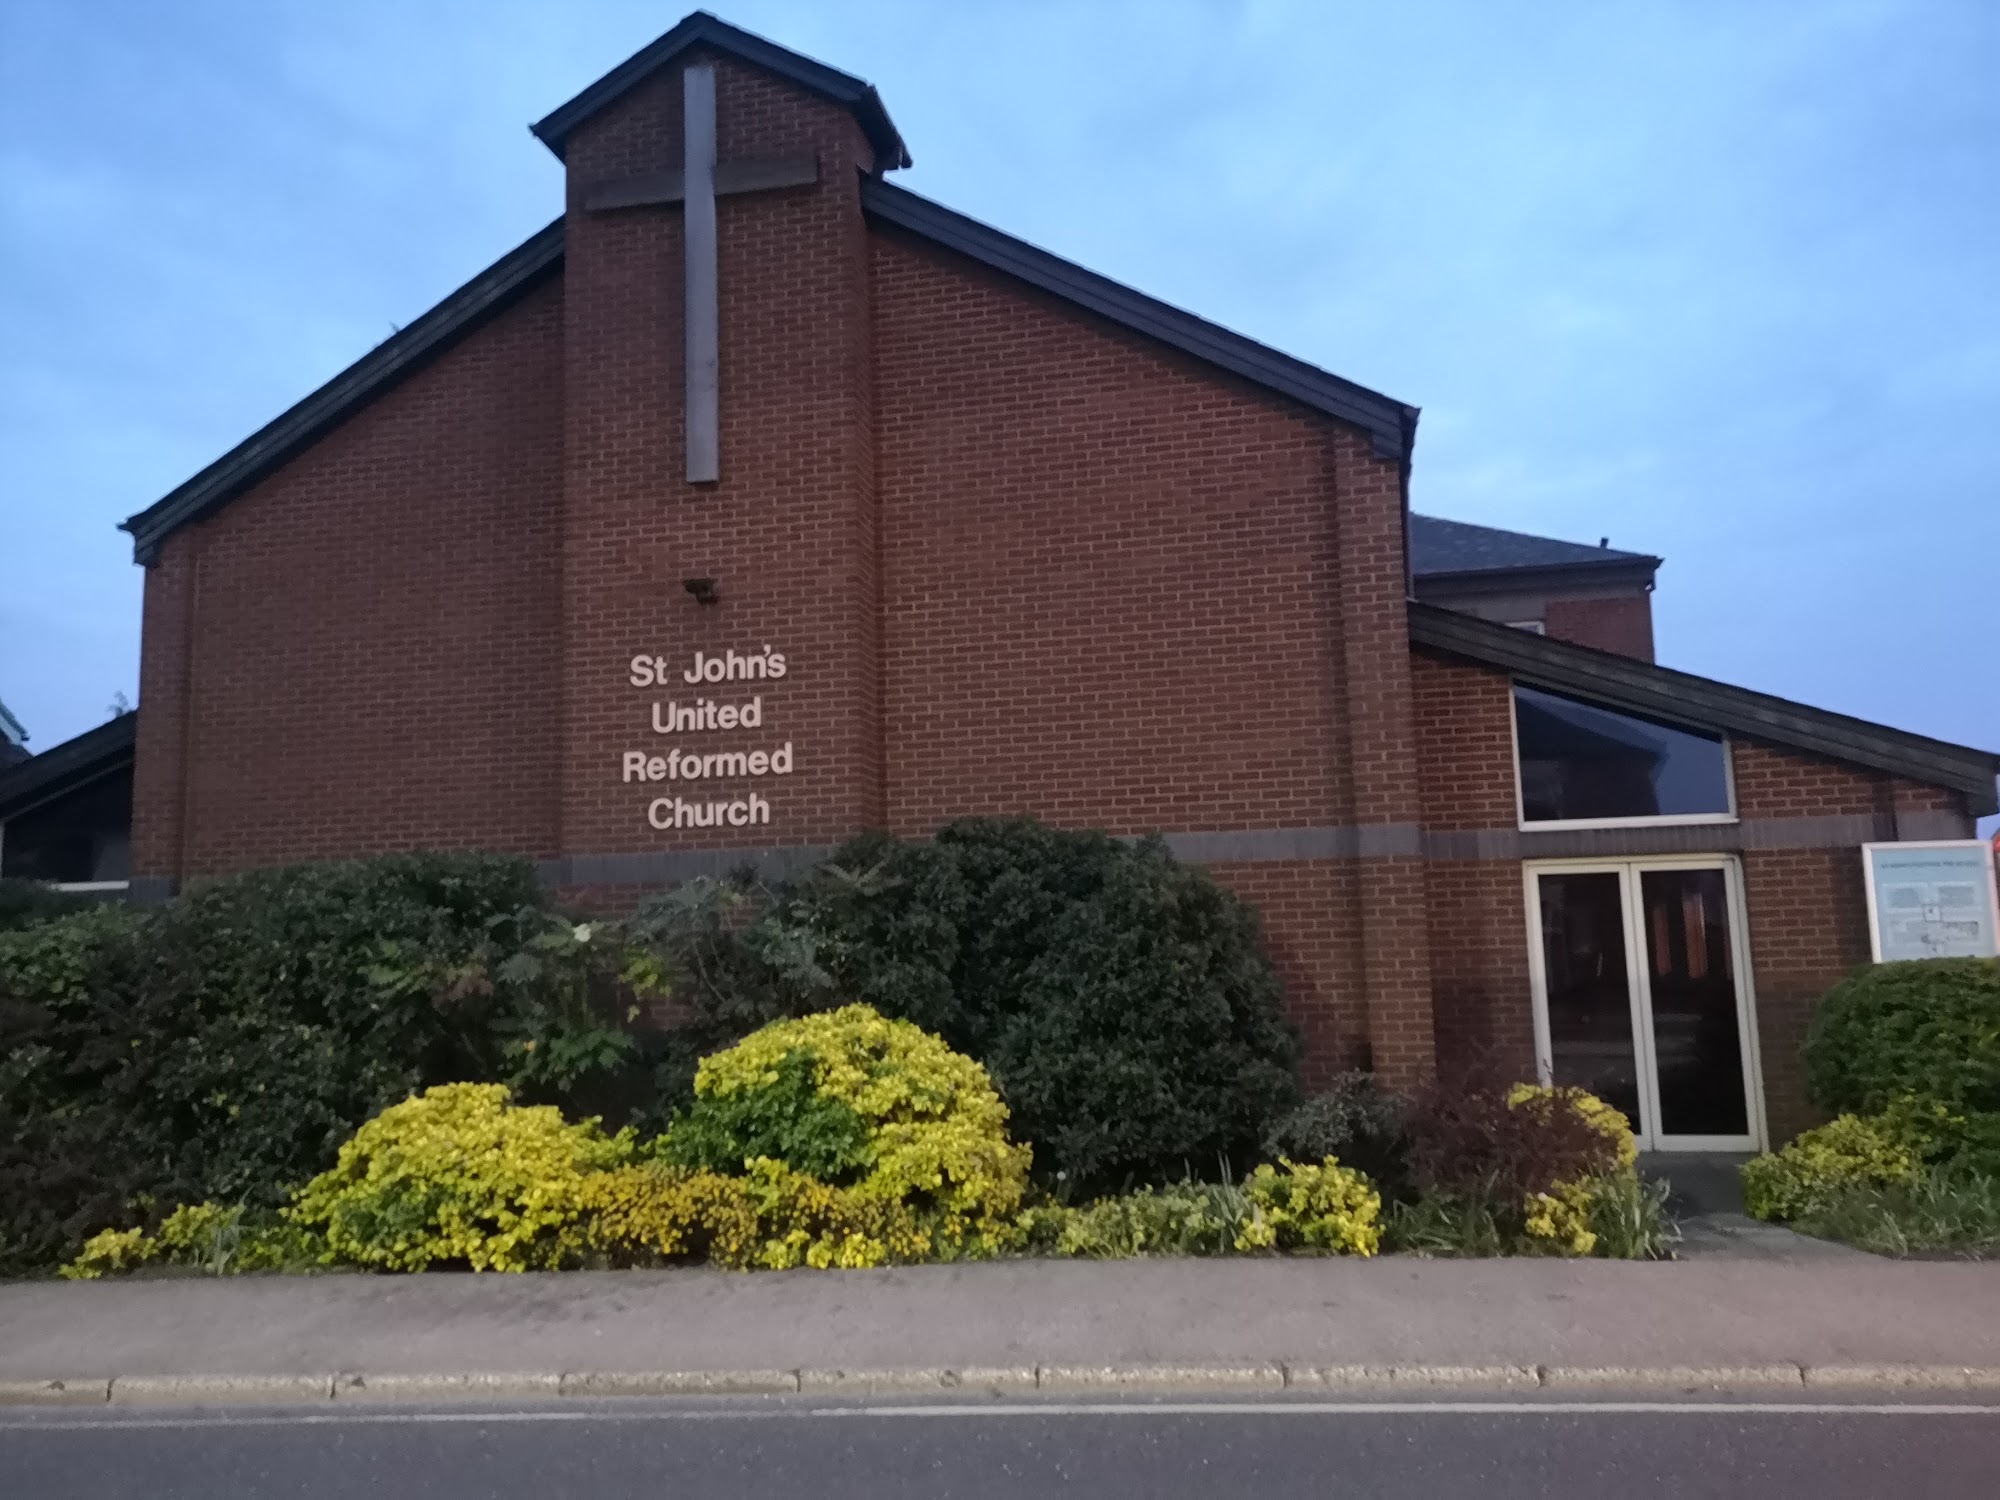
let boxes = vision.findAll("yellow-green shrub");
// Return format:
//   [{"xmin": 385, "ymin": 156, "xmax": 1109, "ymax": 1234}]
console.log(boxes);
[
  {"xmin": 60, "ymin": 1202, "xmax": 321, "ymax": 1279},
  {"xmin": 1234, "ymin": 1158, "xmax": 1382, "ymax": 1256},
  {"xmin": 289, "ymin": 1083, "xmax": 631, "ymax": 1271},
  {"xmin": 1026, "ymin": 1182, "xmax": 1248, "ymax": 1258},
  {"xmin": 679, "ymin": 1006, "xmax": 1030, "ymax": 1257},
  {"xmin": 1742, "ymin": 1114, "xmax": 1920, "ymax": 1223},
  {"xmin": 580, "ymin": 1158, "xmax": 930, "ymax": 1270}
]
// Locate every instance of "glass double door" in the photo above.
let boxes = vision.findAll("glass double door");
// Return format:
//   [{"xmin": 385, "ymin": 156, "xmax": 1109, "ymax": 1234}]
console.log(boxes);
[{"xmin": 1526, "ymin": 859, "xmax": 1763, "ymax": 1151}]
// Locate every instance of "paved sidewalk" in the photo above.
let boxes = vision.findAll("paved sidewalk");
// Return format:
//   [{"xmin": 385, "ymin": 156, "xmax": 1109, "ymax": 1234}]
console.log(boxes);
[{"xmin": 5, "ymin": 1257, "xmax": 1999, "ymax": 1398}]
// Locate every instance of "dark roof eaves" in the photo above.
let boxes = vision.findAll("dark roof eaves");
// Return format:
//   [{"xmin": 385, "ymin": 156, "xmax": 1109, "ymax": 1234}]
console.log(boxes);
[
  {"xmin": 862, "ymin": 179, "xmax": 1417, "ymax": 461},
  {"xmin": 1413, "ymin": 557, "xmax": 1661, "ymax": 590},
  {"xmin": 121, "ymin": 220, "xmax": 565, "ymax": 565},
  {"xmin": 0, "ymin": 713, "xmax": 136, "ymax": 822},
  {"xmin": 1409, "ymin": 602, "xmax": 2000, "ymax": 814},
  {"xmin": 529, "ymin": 12, "xmax": 911, "ymax": 171}
]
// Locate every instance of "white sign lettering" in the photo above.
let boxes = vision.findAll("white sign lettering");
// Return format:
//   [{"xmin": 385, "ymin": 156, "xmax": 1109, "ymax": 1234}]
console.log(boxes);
[{"xmin": 625, "ymin": 648, "xmax": 794, "ymax": 829}]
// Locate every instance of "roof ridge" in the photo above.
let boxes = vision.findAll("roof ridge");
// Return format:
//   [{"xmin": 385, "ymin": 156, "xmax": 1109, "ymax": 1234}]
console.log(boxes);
[
  {"xmin": 120, "ymin": 219, "xmax": 564, "ymax": 564},
  {"xmin": 862, "ymin": 178, "xmax": 1418, "ymax": 460},
  {"xmin": 530, "ymin": 11, "xmax": 910, "ymax": 171}
]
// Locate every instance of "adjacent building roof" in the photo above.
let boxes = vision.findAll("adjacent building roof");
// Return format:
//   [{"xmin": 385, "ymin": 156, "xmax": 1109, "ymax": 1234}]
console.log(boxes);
[
  {"xmin": 1409, "ymin": 514, "xmax": 1660, "ymax": 584},
  {"xmin": 1410, "ymin": 602, "xmax": 2000, "ymax": 815},
  {"xmin": 0, "ymin": 697, "xmax": 26, "ymax": 766},
  {"xmin": 0, "ymin": 711, "xmax": 136, "ymax": 822},
  {"xmin": 530, "ymin": 10, "xmax": 912, "ymax": 171}
]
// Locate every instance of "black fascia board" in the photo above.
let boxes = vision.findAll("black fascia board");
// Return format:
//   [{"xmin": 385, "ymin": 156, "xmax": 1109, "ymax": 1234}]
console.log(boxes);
[
  {"xmin": 1413, "ymin": 557, "xmax": 1662, "ymax": 593},
  {"xmin": 1409, "ymin": 602, "xmax": 2000, "ymax": 814},
  {"xmin": 121, "ymin": 220, "xmax": 565, "ymax": 565},
  {"xmin": 0, "ymin": 713, "xmax": 136, "ymax": 822},
  {"xmin": 862, "ymin": 179, "xmax": 1419, "ymax": 462},
  {"xmin": 530, "ymin": 11, "xmax": 911, "ymax": 171}
]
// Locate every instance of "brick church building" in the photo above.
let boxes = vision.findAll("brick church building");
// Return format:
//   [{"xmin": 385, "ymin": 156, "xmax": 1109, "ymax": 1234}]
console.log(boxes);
[{"xmin": 7, "ymin": 14, "xmax": 1996, "ymax": 1150}]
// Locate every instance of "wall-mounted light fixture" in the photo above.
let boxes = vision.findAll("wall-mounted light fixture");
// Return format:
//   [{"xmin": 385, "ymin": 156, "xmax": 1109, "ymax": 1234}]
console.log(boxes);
[{"xmin": 683, "ymin": 577, "xmax": 720, "ymax": 606}]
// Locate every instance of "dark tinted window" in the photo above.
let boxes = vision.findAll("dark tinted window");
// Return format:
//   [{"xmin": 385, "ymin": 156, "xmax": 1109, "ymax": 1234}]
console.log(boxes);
[
  {"xmin": 0, "ymin": 770, "xmax": 132, "ymax": 883},
  {"xmin": 1515, "ymin": 686, "xmax": 1730, "ymax": 823}
]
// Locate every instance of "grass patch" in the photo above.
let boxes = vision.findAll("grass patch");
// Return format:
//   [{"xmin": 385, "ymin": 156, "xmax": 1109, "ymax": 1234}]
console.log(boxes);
[{"xmin": 1792, "ymin": 1166, "xmax": 2000, "ymax": 1258}]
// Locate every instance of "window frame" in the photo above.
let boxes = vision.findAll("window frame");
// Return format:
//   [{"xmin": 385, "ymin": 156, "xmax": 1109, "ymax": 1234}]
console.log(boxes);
[{"xmin": 1508, "ymin": 680, "xmax": 1739, "ymax": 832}]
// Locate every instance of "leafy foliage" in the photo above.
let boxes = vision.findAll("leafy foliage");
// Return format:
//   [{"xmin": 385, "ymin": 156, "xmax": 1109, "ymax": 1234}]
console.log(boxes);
[
  {"xmin": 1788, "ymin": 1163, "xmax": 2000, "ymax": 1258},
  {"xmin": 289, "ymin": 1083, "xmax": 632, "ymax": 1271},
  {"xmin": 1805, "ymin": 959, "xmax": 2000, "ymax": 1125},
  {"xmin": 0, "ymin": 852, "xmax": 656, "ymax": 1273},
  {"xmin": 1740, "ymin": 1113, "xmax": 1921, "ymax": 1223},
  {"xmin": 582, "ymin": 1158, "xmax": 931, "ymax": 1270},
  {"xmin": 1394, "ymin": 1077, "xmax": 1651, "ymax": 1257},
  {"xmin": 1261, "ymin": 1073, "xmax": 1410, "ymax": 1194},
  {"xmin": 61, "ymin": 1202, "xmax": 323, "ymax": 1280},
  {"xmin": 654, "ymin": 1048, "xmax": 872, "ymax": 1182},
  {"xmin": 754, "ymin": 821, "xmax": 1302, "ymax": 1189},
  {"xmin": 1021, "ymin": 1181, "xmax": 1252, "ymax": 1259},
  {"xmin": 0, "ymin": 878, "xmax": 99, "ymax": 933},
  {"xmin": 1234, "ymin": 1158, "xmax": 1382, "ymax": 1255},
  {"xmin": 672, "ymin": 1005, "xmax": 1031, "ymax": 1257}
]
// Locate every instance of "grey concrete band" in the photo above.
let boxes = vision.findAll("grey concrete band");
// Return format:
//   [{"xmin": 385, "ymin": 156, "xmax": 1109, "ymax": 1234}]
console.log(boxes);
[
  {"xmin": 10, "ymin": 1362, "xmax": 2000, "ymax": 1407},
  {"xmin": 128, "ymin": 809, "xmax": 1977, "ymax": 901}
]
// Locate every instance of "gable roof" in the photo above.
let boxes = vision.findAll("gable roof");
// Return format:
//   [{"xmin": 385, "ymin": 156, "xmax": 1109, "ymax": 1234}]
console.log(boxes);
[
  {"xmin": 0, "ymin": 711, "xmax": 135, "ymax": 822},
  {"xmin": 530, "ymin": 11, "xmax": 911, "ymax": 172},
  {"xmin": 863, "ymin": 180, "xmax": 1418, "ymax": 462},
  {"xmin": 1409, "ymin": 514, "xmax": 1659, "ymax": 581},
  {"xmin": 120, "ymin": 220, "xmax": 564, "ymax": 565},
  {"xmin": 117, "ymin": 15, "xmax": 1419, "ymax": 563},
  {"xmin": 1410, "ymin": 602, "xmax": 2000, "ymax": 814}
]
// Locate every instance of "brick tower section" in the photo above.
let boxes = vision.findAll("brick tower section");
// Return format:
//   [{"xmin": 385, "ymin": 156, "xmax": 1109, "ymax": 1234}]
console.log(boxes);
[
  {"xmin": 1332, "ymin": 433, "xmax": 1435, "ymax": 1087},
  {"xmin": 556, "ymin": 53, "xmax": 883, "ymax": 859}
]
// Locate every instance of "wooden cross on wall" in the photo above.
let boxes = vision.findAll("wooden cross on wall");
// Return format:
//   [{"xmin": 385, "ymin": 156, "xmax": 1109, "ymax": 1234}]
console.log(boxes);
[{"xmin": 580, "ymin": 66, "xmax": 818, "ymax": 484}]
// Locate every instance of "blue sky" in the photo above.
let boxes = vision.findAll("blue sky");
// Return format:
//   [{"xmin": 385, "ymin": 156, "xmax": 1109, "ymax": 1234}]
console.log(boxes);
[{"xmin": 3, "ymin": 1, "xmax": 1995, "ymax": 828}]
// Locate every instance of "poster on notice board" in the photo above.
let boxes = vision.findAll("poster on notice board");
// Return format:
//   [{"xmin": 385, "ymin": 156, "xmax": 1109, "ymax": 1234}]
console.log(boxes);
[{"xmin": 1861, "ymin": 841, "xmax": 2000, "ymax": 962}]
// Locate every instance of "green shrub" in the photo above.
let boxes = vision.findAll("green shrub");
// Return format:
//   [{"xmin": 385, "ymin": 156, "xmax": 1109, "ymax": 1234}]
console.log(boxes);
[
  {"xmin": 660, "ymin": 1005, "xmax": 1031, "ymax": 1257},
  {"xmin": 1262, "ymin": 1073, "xmax": 1409, "ymax": 1194},
  {"xmin": 757, "ymin": 820, "xmax": 1302, "ymax": 1190},
  {"xmin": 0, "ymin": 851, "xmax": 660, "ymax": 1274},
  {"xmin": 61, "ymin": 1203, "xmax": 323, "ymax": 1280},
  {"xmin": 1024, "ymin": 1181, "xmax": 1250, "ymax": 1258},
  {"xmin": 1741, "ymin": 1113, "xmax": 1921, "ymax": 1223},
  {"xmin": 1789, "ymin": 1164, "xmax": 2000, "ymax": 1258},
  {"xmin": 0, "ymin": 878, "xmax": 100, "ymax": 933},
  {"xmin": 289, "ymin": 1083, "xmax": 632, "ymax": 1271},
  {"xmin": 1805, "ymin": 959, "xmax": 2000, "ymax": 1125},
  {"xmin": 656, "ymin": 1047, "xmax": 872, "ymax": 1181}
]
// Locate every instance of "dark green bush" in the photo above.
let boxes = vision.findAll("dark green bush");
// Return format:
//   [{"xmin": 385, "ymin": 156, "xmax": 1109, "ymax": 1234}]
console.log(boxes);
[
  {"xmin": 1804, "ymin": 959, "xmax": 2000, "ymax": 1124},
  {"xmin": 1262, "ymin": 1073, "xmax": 1410, "ymax": 1195},
  {"xmin": 0, "ymin": 851, "xmax": 630, "ymax": 1274},
  {"xmin": 760, "ymin": 820, "xmax": 1302, "ymax": 1189},
  {"xmin": 0, "ymin": 878, "xmax": 99, "ymax": 934}
]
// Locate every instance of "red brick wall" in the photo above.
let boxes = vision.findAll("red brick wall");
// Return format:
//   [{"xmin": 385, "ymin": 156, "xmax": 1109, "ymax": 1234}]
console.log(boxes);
[
  {"xmin": 1543, "ymin": 593, "xmax": 1654, "ymax": 660},
  {"xmin": 134, "ymin": 275, "xmax": 567, "ymax": 877},
  {"xmin": 867, "ymin": 227, "xmax": 1430, "ymax": 1083},
  {"xmin": 1732, "ymin": 740, "xmax": 1971, "ymax": 1141},
  {"xmin": 1411, "ymin": 653, "xmax": 1533, "ymax": 1075}
]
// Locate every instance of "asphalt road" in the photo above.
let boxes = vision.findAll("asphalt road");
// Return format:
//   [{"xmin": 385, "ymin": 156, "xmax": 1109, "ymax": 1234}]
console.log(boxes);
[{"xmin": 6, "ymin": 1395, "xmax": 1999, "ymax": 1499}]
